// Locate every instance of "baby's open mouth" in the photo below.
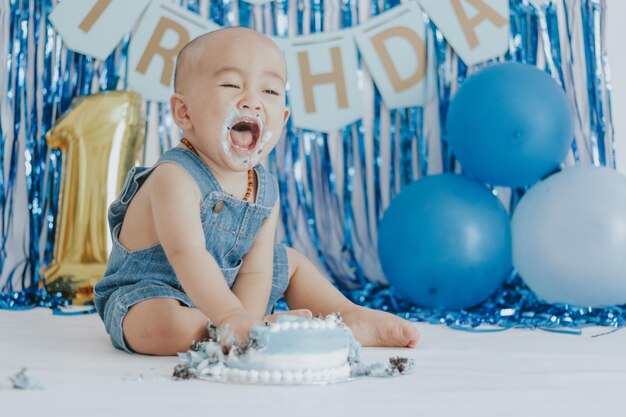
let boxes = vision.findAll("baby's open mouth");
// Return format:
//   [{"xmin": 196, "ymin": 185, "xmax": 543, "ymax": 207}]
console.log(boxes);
[{"xmin": 229, "ymin": 118, "xmax": 261, "ymax": 155}]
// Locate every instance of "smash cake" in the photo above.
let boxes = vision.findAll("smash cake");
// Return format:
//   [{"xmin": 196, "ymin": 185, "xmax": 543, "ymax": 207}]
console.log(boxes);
[{"xmin": 174, "ymin": 313, "xmax": 414, "ymax": 385}]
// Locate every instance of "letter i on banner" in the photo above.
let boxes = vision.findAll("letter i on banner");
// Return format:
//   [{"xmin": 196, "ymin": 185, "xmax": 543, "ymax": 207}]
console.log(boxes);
[
  {"xmin": 128, "ymin": 0, "xmax": 220, "ymax": 102},
  {"xmin": 49, "ymin": 0, "xmax": 152, "ymax": 60},
  {"xmin": 284, "ymin": 31, "xmax": 362, "ymax": 132},
  {"xmin": 418, "ymin": 0, "xmax": 509, "ymax": 65},
  {"xmin": 353, "ymin": 1, "xmax": 436, "ymax": 109}
]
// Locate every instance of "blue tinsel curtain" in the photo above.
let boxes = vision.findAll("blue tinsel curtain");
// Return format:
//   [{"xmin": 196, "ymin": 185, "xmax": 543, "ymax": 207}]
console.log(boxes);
[{"xmin": 0, "ymin": 0, "xmax": 619, "ymax": 330}]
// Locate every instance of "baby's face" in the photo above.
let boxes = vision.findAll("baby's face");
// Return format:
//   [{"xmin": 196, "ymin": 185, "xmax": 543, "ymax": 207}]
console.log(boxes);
[{"xmin": 181, "ymin": 32, "xmax": 290, "ymax": 171}]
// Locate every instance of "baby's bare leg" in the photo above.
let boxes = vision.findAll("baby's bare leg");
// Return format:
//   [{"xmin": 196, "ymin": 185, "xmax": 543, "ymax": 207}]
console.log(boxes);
[
  {"xmin": 123, "ymin": 298, "xmax": 208, "ymax": 355},
  {"xmin": 283, "ymin": 247, "xmax": 420, "ymax": 348}
]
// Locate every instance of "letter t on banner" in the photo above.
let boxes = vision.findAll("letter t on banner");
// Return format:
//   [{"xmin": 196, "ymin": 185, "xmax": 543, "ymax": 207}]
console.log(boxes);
[
  {"xmin": 353, "ymin": 1, "xmax": 436, "ymax": 109},
  {"xmin": 285, "ymin": 32, "xmax": 362, "ymax": 132},
  {"xmin": 418, "ymin": 0, "xmax": 509, "ymax": 66},
  {"xmin": 128, "ymin": 0, "xmax": 220, "ymax": 102},
  {"xmin": 49, "ymin": 0, "xmax": 151, "ymax": 60}
]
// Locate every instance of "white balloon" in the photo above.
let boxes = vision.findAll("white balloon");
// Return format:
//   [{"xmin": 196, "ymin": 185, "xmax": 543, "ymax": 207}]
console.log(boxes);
[{"xmin": 512, "ymin": 165, "xmax": 626, "ymax": 307}]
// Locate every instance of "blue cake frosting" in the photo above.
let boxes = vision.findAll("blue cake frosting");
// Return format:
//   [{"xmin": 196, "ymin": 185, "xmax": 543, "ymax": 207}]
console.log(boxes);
[{"xmin": 243, "ymin": 315, "xmax": 353, "ymax": 354}]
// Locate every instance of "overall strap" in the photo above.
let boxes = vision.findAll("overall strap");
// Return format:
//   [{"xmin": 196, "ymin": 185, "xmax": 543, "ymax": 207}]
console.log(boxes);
[
  {"xmin": 255, "ymin": 163, "xmax": 279, "ymax": 209},
  {"xmin": 157, "ymin": 147, "xmax": 222, "ymax": 198}
]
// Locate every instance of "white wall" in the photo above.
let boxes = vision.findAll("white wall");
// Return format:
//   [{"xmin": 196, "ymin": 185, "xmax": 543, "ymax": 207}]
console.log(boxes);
[{"xmin": 606, "ymin": 0, "xmax": 625, "ymax": 173}]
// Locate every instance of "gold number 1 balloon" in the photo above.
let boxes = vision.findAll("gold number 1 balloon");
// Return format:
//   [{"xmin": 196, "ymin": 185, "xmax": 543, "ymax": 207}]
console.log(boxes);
[{"xmin": 43, "ymin": 91, "xmax": 145, "ymax": 305}]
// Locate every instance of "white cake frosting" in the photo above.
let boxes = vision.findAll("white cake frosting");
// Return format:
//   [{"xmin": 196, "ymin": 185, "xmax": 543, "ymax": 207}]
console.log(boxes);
[
  {"xmin": 175, "ymin": 313, "xmax": 415, "ymax": 385},
  {"xmin": 221, "ymin": 314, "xmax": 355, "ymax": 383}
]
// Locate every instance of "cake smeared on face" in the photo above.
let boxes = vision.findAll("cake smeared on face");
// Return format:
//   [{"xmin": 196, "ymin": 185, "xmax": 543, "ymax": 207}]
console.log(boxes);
[
  {"xmin": 222, "ymin": 108, "xmax": 274, "ymax": 168},
  {"xmin": 174, "ymin": 314, "xmax": 416, "ymax": 385}
]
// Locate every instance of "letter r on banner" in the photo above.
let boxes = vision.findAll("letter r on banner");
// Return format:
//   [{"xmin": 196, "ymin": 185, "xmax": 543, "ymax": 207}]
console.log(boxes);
[
  {"xmin": 128, "ymin": 0, "xmax": 219, "ymax": 102},
  {"xmin": 285, "ymin": 33, "xmax": 362, "ymax": 132},
  {"xmin": 135, "ymin": 17, "xmax": 190, "ymax": 87}
]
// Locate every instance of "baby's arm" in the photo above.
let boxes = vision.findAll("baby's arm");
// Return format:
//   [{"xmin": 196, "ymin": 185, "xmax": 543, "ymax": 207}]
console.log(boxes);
[
  {"xmin": 230, "ymin": 197, "xmax": 280, "ymax": 319},
  {"xmin": 148, "ymin": 164, "xmax": 258, "ymax": 338}
]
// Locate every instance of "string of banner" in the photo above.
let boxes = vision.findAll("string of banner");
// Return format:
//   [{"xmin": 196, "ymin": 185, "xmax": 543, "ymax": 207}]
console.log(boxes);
[{"xmin": 0, "ymin": 0, "xmax": 622, "ymax": 330}]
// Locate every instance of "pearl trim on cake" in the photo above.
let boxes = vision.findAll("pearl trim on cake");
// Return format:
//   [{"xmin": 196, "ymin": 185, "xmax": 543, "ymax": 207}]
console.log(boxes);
[
  {"xmin": 211, "ymin": 363, "xmax": 352, "ymax": 384},
  {"xmin": 268, "ymin": 318, "xmax": 339, "ymax": 332}
]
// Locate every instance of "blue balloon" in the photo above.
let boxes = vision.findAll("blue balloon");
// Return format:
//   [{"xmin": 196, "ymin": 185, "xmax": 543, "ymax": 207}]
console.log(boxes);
[
  {"xmin": 446, "ymin": 62, "xmax": 574, "ymax": 187},
  {"xmin": 512, "ymin": 166, "xmax": 626, "ymax": 307},
  {"xmin": 377, "ymin": 174, "xmax": 512, "ymax": 310}
]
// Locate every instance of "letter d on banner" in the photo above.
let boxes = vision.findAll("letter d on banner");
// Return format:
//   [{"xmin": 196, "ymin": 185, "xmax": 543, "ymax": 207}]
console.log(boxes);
[
  {"xmin": 49, "ymin": 0, "xmax": 151, "ymax": 60},
  {"xmin": 285, "ymin": 32, "xmax": 362, "ymax": 132},
  {"xmin": 128, "ymin": 0, "xmax": 220, "ymax": 102},
  {"xmin": 354, "ymin": 2, "xmax": 436, "ymax": 109}
]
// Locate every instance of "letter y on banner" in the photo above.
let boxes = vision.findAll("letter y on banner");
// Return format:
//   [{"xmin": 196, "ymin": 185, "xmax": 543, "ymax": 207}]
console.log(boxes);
[
  {"xmin": 128, "ymin": 0, "xmax": 220, "ymax": 102},
  {"xmin": 285, "ymin": 31, "xmax": 362, "ymax": 132},
  {"xmin": 418, "ymin": 0, "xmax": 509, "ymax": 66},
  {"xmin": 49, "ymin": 0, "xmax": 151, "ymax": 60}
]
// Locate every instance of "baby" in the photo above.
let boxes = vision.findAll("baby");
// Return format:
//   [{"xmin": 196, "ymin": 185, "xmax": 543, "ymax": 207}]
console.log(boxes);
[{"xmin": 94, "ymin": 27, "xmax": 419, "ymax": 355}]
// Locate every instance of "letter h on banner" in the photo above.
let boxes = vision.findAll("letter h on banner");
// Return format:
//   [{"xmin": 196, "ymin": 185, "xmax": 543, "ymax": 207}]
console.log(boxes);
[{"xmin": 285, "ymin": 32, "xmax": 362, "ymax": 133}]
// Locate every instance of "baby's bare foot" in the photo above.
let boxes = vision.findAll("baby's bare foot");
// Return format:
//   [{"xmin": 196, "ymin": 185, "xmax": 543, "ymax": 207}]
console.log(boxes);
[{"xmin": 342, "ymin": 306, "xmax": 419, "ymax": 348}]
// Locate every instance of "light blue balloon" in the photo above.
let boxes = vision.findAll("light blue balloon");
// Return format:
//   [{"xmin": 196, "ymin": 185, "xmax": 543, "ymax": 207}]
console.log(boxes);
[
  {"xmin": 377, "ymin": 174, "xmax": 512, "ymax": 310},
  {"xmin": 512, "ymin": 166, "xmax": 626, "ymax": 307},
  {"xmin": 446, "ymin": 62, "xmax": 574, "ymax": 187}
]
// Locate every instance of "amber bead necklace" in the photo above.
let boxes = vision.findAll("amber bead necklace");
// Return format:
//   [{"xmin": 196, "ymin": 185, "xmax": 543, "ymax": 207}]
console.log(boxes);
[{"xmin": 180, "ymin": 138, "xmax": 254, "ymax": 202}]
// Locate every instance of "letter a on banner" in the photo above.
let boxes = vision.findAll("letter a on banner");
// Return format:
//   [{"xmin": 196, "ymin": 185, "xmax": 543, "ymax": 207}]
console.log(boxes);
[
  {"xmin": 418, "ymin": 0, "xmax": 509, "ymax": 65},
  {"xmin": 49, "ymin": 0, "xmax": 151, "ymax": 60},
  {"xmin": 354, "ymin": 2, "xmax": 436, "ymax": 109},
  {"xmin": 128, "ymin": 0, "xmax": 220, "ymax": 102},
  {"xmin": 285, "ymin": 32, "xmax": 362, "ymax": 132}
]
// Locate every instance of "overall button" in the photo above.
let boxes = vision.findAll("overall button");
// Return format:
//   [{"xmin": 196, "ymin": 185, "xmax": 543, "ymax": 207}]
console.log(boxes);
[{"xmin": 213, "ymin": 201, "xmax": 225, "ymax": 213}]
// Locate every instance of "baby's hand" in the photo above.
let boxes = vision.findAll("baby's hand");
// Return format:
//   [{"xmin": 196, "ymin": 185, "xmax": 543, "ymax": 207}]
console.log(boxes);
[{"xmin": 217, "ymin": 310, "xmax": 263, "ymax": 345}]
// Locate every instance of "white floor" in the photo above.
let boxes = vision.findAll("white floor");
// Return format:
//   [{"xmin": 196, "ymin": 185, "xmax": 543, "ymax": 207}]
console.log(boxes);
[{"xmin": 1, "ymin": 308, "xmax": 624, "ymax": 417}]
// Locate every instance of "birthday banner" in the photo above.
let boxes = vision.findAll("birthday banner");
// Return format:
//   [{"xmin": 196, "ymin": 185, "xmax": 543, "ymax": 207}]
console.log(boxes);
[{"xmin": 50, "ymin": 0, "xmax": 510, "ymax": 132}]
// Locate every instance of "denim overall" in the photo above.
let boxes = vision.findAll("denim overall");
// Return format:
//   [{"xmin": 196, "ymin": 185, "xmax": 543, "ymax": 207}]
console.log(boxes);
[{"xmin": 94, "ymin": 147, "xmax": 289, "ymax": 352}]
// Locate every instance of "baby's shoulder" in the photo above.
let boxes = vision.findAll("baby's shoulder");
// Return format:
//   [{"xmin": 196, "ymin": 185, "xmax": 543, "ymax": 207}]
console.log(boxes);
[
  {"xmin": 149, "ymin": 161, "xmax": 191, "ymax": 181},
  {"xmin": 147, "ymin": 161, "xmax": 201, "ymax": 201}
]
